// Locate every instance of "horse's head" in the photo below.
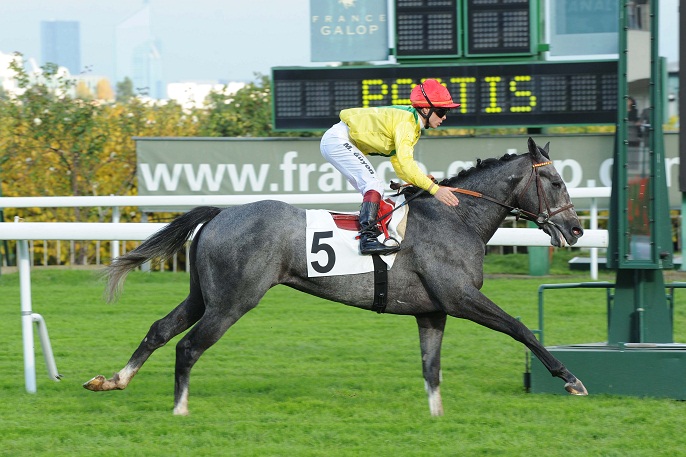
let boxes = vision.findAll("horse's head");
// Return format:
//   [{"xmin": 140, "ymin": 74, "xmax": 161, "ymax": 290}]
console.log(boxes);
[{"xmin": 514, "ymin": 138, "xmax": 584, "ymax": 247}]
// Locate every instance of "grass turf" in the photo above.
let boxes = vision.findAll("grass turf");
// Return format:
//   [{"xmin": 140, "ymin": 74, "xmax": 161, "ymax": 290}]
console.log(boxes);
[{"xmin": 1, "ymin": 259, "xmax": 686, "ymax": 456}]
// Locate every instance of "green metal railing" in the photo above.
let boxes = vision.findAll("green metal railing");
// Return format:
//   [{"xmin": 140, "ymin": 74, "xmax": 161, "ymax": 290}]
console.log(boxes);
[{"xmin": 533, "ymin": 282, "xmax": 686, "ymax": 345}]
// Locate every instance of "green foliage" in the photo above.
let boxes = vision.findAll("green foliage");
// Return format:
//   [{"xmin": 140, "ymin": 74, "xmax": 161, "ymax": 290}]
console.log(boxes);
[
  {"xmin": 199, "ymin": 73, "xmax": 273, "ymax": 137},
  {"xmin": 199, "ymin": 73, "xmax": 319, "ymax": 138},
  {"xmin": 548, "ymin": 125, "xmax": 616, "ymax": 134},
  {"xmin": 115, "ymin": 77, "xmax": 134, "ymax": 102},
  {"xmin": 0, "ymin": 54, "xmax": 200, "ymax": 212},
  {"xmin": 0, "ymin": 55, "xmax": 115, "ymax": 201},
  {"xmin": 1, "ymin": 270, "xmax": 686, "ymax": 456}
]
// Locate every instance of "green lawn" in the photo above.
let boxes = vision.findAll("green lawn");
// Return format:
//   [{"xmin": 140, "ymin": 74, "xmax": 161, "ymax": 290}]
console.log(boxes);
[{"xmin": 1, "ymin": 263, "xmax": 685, "ymax": 456}]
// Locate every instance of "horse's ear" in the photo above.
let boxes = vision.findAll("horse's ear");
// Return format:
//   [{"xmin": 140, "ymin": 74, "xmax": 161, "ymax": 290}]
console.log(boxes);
[
  {"xmin": 541, "ymin": 142, "xmax": 551, "ymax": 160},
  {"xmin": 527, "ymin": 137, "xmax": 536, "ymax": 152},
  {"xmin": 528, "ymin": 137, "xmax": 545, "ymax": 163},
  {"xmin": 527, "ymin": 137, "xmax": 549, "ymax": 162}
]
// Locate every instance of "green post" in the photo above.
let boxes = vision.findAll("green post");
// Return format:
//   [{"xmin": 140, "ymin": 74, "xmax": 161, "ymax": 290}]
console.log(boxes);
[
  {"xmin": 610, "ymin": 269, "xmax": 672, "ymax": 343},
  {"xmin": 606, "ymin": 0, "xmax": 673, "ymax": 344},
  {"xmin": 529, "ymin": 0, "xmax": 686, "ymax": 400},
  {"xmin": 527, "ymin": 221, "xmax": 550, "ymax": 276}
]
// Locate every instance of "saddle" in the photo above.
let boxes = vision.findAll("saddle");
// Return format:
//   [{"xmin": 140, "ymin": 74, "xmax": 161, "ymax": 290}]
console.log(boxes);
[{"xmin": 329, "ymin": 199, "xmax": 395, "ymax": 240}]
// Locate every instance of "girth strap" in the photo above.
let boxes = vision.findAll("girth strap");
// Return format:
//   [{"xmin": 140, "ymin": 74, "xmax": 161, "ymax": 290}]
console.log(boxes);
[{"xmin": 371, "ymin": 254, "xmax": 388, "ymax": 313}]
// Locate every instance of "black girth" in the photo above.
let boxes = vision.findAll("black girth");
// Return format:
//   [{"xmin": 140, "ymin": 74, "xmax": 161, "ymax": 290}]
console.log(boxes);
[{"xmin": 370, "ymin": 254, "xmax": 388, "ymax": 313}]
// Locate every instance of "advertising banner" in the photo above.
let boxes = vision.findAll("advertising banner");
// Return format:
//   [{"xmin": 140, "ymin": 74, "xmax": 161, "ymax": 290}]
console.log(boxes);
[{"xmin": 135, "ymin": 134, "xmax": 680, "ymax": 212}]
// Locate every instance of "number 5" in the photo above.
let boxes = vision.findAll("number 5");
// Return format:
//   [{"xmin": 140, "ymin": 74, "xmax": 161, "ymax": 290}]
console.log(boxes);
[{"xmin": 310, "ymin": 231, "xmax": 336, "ymax": 273}]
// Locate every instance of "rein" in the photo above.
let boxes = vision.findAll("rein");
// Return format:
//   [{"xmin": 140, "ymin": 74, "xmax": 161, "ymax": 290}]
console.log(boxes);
[
  {"xmin": 448, "ymin": 159, "xmax": 574, "ymax": 227},
  {"xmin": 379, "ymin": 159, "xmax": 574, "ymax": 230},
  {"xmin": 368, "ymin": 187, "xmax": 426, "ymax": 228}
]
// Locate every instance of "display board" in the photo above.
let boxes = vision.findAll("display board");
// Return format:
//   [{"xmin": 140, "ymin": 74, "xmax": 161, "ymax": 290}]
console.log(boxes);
[
  {"xmin": 465, "ymin": 0, "xmax": 533, "ymax": 56},
  {"xmin": 272, "ymin": 60, "xmax": 618, "ymax": 130},
  {"xmin": 395, "ymin": 0, "xmax": 459, "ymax": 57},
  {"xmin": 394, "ymin": 0, "xmax": 534, "ymax": 59}
]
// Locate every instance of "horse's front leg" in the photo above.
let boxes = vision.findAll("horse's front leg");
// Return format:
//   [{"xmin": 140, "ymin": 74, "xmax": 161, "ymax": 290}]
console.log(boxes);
[
  {"xmin": 415, "ymin": 312, "xmax": 448, "ymax": 416},
  {"xmin": 453, "ymin": 286, "xmax": 588, "ymax": 396}
]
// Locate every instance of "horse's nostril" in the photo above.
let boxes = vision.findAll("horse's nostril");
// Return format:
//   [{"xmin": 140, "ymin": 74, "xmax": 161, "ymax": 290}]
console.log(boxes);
[{"xmin": 572, "ymin": 227, "xmax": 584, "ymax": 237}]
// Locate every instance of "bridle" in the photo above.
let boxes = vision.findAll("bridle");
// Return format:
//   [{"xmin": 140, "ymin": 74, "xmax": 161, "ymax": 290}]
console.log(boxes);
[
  {"xmin": 378, "ymin": 157, "xmax": 575, "ymax": 230},
  {"xmin": 449, "ymin": 159, "xmax": 575, "ymax": 228}
]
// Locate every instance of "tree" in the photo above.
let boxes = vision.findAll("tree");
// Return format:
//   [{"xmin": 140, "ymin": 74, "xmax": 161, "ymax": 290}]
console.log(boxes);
[
  {"xmin": 116, "ymin": 77, "xmax": 134, "ymax": 102},
  {"xmin": 199, "ymin": 74, "xmax": 272, "ymax": 137},
  {"xmin": 75, "ymin": 80, "xmax": 93, "ymax": 100},
  {"xmin": 96, "ymin": 78, "xmax": 115, "ymax": 101},
  {"xmin": 0, "ymin": 54, "xmax": 202, "ymax": 264},
  {"xmin": 199, "ymin": 74, "xmax": 319, "ymax": 138}
]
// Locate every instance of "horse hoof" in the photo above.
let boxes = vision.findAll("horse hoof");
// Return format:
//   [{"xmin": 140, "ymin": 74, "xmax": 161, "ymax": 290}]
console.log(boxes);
[
  {"xmin": 564, "ymin": 379, "xmax": 589, "ymax": 396},
  {"xmin": 83, "ymin": 375, "xmax": 107, "ymax": 391}
]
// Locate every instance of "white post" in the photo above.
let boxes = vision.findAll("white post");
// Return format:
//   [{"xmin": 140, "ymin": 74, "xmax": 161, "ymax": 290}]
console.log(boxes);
[
  {"xmin": 185, "ymin": 243, "xmax": 190, "ymax": 273},
  {"xmin": 141, "ymin": 212, "xmax": 150, "ymax": 272},
  {"xmin": 590, "ymin": 197, "xmax": 599, "ymax": 280},
  {"xmin": 32, "ymin": 313, "xmax": 60, "ymax": 381},
  {"xmin": 17, "ymin": 238, "xmax": 36, "ymax": 393},
  {"xmin": 587, "ymin": 180, "xmax": 599, "ymax": 280},
  {"xmin": 111, "ymin": 204, "xmax": 120, "ymax": 261}
]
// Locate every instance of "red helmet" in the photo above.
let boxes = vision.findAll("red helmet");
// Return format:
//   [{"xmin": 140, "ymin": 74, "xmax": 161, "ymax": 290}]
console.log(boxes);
[{"xmin": 410, "ymin": 79, "xmax": 460, "ymax": 109}]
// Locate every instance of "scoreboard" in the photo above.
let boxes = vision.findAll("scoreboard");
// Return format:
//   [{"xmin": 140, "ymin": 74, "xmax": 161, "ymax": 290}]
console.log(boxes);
[
  {"xmin": 395, "ymin": 0, "xmax": 535, "ymax": 59},
  {"xmin": 272, "ymin": 60, "xmax": 618, "ymax": 130},
  {"xmin": 465, "ymin": 0, "xmax": 533, "ymax": 56},
  {"xmin": 395, "ymin": 0, "xmax": 459, "ymax": 57},
  {"xmin": 276, "ymin": 1, "xmax": 619, "ymax": 131}
]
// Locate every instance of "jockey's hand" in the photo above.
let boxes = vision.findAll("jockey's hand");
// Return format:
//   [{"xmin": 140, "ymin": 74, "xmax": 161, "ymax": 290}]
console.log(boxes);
[{"xmin": 434, "ymin": 186, "xmax": 460, "ymax": 207}]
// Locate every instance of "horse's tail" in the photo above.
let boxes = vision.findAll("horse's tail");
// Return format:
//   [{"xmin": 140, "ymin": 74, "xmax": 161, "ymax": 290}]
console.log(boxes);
[{"xmin": 104, "ymin": 206, "xmax": 223, "ymax": 302}]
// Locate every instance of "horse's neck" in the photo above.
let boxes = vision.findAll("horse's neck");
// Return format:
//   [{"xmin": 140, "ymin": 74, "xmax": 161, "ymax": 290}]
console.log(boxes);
[{"xmin": 452, "ymin": 160, "xmax": 527, "ymax": 242}]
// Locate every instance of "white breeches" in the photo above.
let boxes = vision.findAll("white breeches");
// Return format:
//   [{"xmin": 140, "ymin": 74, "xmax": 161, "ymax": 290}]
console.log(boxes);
[{"xmin": 320, "ymin": 121, "xmax": 385, "ymax": 197}]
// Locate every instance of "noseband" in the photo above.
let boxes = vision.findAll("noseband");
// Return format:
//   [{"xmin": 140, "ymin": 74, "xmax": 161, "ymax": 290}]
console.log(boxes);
[{"xmin": 515, "ymin": 159, "xmax": 575, "ymax": 226}]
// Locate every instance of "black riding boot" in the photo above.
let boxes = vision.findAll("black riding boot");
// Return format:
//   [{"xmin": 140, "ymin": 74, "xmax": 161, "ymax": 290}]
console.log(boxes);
[{"xmin": 358, "ymin": 201, "xmax": 401, "ymax": 255}]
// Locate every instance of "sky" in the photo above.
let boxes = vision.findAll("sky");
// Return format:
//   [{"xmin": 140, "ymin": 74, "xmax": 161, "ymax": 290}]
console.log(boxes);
[
  {"xmin": 0, "ymin": 0, "xmax": 680, "ymax": 86},
  {"xmin": 0, "ymin": 0, "xmax": 312, "ymax": 84}
]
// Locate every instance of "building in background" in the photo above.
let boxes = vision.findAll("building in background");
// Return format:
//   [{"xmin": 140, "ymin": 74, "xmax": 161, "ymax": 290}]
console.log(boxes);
[
  {"xmin": 115, "ymin": 2, "xmax": 163, "ymax": 99},
  {"xmin": 41, "ymin": 20, "xmax": 81, "ymax": 74},
  {"xmin": 167, "ymin": 81, "xmax": 246, "ymax": 109}
]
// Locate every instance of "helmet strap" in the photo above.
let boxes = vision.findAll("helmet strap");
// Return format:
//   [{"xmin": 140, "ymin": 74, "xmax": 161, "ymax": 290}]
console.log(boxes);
[
  {"xmin": 418, "ymin": 108, "xmax": 434, "ymax": 128},
  {"xmin": 418, "ymin": 83, "xmax": 437, "ymax": 128}
]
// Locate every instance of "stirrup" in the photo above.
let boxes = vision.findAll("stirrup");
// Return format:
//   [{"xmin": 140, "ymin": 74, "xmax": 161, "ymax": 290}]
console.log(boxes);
[{"xmin": 360, "ymin": 237, "xmax": 401, "ymax": 256}]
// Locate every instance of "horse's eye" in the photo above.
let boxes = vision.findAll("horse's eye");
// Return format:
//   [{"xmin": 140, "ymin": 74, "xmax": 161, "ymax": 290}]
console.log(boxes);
[{"xmin": 552, "ymin": 181, "xmax": 563, "ymax": 189}]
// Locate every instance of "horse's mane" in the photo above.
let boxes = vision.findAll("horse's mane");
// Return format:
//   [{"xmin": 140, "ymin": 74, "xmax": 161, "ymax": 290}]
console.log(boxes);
[
  {"xmin": 401, "ymin": 152, "xmax": 522, "ymax": 197},
  {"xmin": 443, "ymin": 153, "xmax": 520, "ymax": 184}
]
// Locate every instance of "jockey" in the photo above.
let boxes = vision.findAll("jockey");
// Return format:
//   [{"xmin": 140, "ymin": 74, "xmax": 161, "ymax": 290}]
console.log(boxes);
[{"xmin": 320, "ymin": 79, "xmax": 461, "ymax": 256}]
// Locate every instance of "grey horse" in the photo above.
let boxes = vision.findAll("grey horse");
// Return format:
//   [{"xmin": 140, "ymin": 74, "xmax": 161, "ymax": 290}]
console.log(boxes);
[{"xmin": 84, "ymin": 137, "xmax": 587, "ymax": 416}]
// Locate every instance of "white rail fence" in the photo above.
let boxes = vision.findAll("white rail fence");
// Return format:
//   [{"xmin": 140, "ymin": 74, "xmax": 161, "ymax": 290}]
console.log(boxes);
[{"xmin": 0, "ymin": 190, "xmax": 610, "ymax": 393}]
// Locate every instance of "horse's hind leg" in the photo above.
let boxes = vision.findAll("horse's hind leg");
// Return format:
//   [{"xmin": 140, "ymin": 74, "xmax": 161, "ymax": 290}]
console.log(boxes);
[
  {"xmin": 172, "ymin": 302, "xmax": 258, "ymax": 416},
  {"xmin": 83, "ymin": 294, "xmax": 205, "ymax": 392},
  {"xmin": 416, "ymin": 312, "xmax": 447, "ymax": 416}
]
